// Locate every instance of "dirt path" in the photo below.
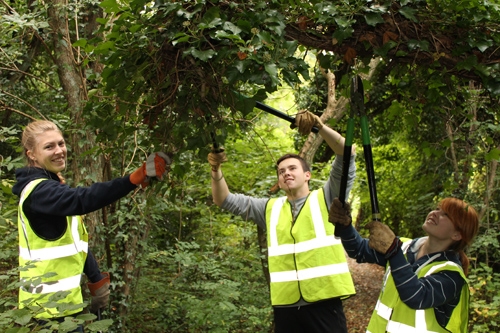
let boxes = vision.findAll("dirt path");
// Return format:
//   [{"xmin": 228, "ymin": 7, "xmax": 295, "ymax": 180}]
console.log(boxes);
[{"xmin": 343, "ymin": 257, "xmax": 385, "ymax": 332}]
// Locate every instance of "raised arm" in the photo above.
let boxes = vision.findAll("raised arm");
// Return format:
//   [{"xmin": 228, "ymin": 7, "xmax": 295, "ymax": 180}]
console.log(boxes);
[
  {"xmin": 208, "ymin": 150, "xmax": 230, "ymax": 207},
  {"xmin": 294, "ymin": 110, "xmax": 355, "ymax": 156},
  {"xmin": 319, "ymin": 125, "xmax": 349, "ymax": 156}
]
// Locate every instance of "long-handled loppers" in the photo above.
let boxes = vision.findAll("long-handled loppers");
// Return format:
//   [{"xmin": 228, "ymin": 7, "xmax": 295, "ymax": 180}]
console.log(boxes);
[{"xmin": 336, "ymin": 75, "xmax": 380, "ymax": 236}]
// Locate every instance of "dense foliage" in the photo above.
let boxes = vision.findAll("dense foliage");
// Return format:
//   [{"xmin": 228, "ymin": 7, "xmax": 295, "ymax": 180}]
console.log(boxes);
[{"xmin": 1, "ymin": 0, "xmax": 499, "ymax": 331}]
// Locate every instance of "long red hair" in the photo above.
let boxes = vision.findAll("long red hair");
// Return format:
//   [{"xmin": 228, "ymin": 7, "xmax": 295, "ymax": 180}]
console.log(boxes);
[{"xmin": 439, "ymin": 197, "xmax": 479, "ymax": 275}]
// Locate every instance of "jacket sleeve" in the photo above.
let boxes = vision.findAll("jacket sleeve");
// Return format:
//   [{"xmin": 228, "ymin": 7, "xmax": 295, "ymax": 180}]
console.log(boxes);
[
  {"xmin": 221, "ymin": 193, "xmax": 269, "ymax": 230},
  {"xmin": 28, "ymin": 176, "xmax": 137, "ymax": 216},
  {"xmin": 338, "ymin": 224, "xmax": 387, "ymax": 266},
  {"xmin": 323, "ymin": 154, "xmax": 356, "ymax": 208},
  {"xmin": 84, "ymin": 249, "xmax": 104, "ymax": 283}
]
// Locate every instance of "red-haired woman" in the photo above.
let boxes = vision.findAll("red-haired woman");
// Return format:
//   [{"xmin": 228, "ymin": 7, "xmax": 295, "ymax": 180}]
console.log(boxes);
[{"xmin": 329, "ymin": 197, "xmax": 479, "ymax": 333}]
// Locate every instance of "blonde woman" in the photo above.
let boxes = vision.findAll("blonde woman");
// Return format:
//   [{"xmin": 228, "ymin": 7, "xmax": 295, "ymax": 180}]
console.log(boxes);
[{"xmin": 12, "ymin": 120, "xmax": 169, "ymax": 331}]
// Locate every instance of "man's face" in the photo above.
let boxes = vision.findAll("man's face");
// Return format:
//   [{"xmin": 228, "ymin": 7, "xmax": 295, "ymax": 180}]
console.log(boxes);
[{"xmin": 277, "ymin": 158, "xmax": 311, "ymax": 194}]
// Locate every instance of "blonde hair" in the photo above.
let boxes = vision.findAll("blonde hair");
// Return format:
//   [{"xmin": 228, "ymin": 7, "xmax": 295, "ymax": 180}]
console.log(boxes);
[
  {"xmin": 439, "ymin": 197, "xmax": 479, "ymax": 275},
  {"xmin": 21, "ymin": 120, "xmax": 66, "ymax": 183}
]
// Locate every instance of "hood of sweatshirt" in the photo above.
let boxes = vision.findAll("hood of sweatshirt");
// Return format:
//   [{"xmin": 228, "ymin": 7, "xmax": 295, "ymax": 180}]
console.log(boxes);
[{"xmin": 12, "ymin": 167, "xmax": 59, "ymax": 197}]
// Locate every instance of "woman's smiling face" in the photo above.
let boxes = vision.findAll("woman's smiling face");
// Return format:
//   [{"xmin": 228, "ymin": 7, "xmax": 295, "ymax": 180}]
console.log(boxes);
[
  {"xmin": 27, "ymin": 130, "xmax": 67, "ymax": 173},
  {"xmin": 422, "ymin": 207, "xmax": 462, "ymax": 242}
]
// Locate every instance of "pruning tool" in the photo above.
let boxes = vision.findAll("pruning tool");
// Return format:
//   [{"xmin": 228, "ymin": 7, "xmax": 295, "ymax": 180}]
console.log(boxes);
[
  {"xmin": 253, "ymin": 100, "xmax": 320, "ymax": 134},
  {"xmin": 205, "ymin": 113, "xmax": 224, "ymax": 153},
  {"xmin": 233, "ymin": 91, "xmax": 320, "ymax": 134},
  {"xmin": 336, "ymin": 76, "xmax": 380, "ymax": 236}
]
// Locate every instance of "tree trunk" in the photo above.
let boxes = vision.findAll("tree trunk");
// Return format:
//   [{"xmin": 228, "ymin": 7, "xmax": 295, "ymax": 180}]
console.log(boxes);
[{"xmin": 46, "ymin": 0, "xmax": 104, "ymax": 268}]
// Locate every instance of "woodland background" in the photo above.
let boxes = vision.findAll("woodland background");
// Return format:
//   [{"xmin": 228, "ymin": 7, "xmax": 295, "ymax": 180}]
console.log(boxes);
[{"xmin": 1, "ymin": 0, "xmax": 499, "ymax": 332}]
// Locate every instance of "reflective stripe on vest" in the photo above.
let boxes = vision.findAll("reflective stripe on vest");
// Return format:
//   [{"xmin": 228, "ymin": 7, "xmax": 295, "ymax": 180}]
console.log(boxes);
[
  {"xmin": 266, "ymin": 189, "xmax": 355, "ymax": 305},
  {"xmin": 18, "ymin": 178, "xmax": 88, "ymax": 319},
  {"xmin": 366, "ymin": 241, "xmax": 469, "ymax": 333}
]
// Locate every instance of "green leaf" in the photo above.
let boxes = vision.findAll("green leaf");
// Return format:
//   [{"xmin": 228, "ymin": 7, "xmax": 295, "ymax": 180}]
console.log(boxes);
[
  {"xmin": 223, "ymin": 21, "xmax": 242, "ymax": 35},
  {"xmin": 407, "ymin": 39, "xmax": 429, "ymax": 52},
  {"xmin": 266, "ymin": 21, "xmax": 286, "ymax": 36},
  {"xmin": 214, "ymin": 30, "xmax": 244, "ymax": 43},
  {"xmin": 72, "ymin": 38, "xmax": 87, "ymax": 47},
  {"xmin": 364, "ymin": 12, "xmax": 384, "ymax": 26},
  {"xmin": 387, "ymin": 100, "xmax": 404, "ymax": 119},
  {"xmin": 76, "ymin": 313, "xmax": 97, "ymax": 321},
  {"xmin": 99, "ymin": 0, "xmax": 121, "ymax": 13},
  {"xmin": 172, "ymin": 33, "xmax": 191, "ymax": 46},
  {"xmin": 94, "ymin": 41, "xmax": 115, "ymax": 52},
  {"xmin": 86, "ymin": 318, "xmax": 114, "ymax": 331},
  {"xmin": 485, "ymin": 148, "xmax": 500, "ymax": 162},
  {"xmin": 5, "ymin": 328, "xmax": 30, "ymax": 333},
  {"xmin": 234, "ymin": 60, "xmax": 248, "ymax": 73},
  {"xmin": 334, "ymin": 16, "xmax": 352, "ymax": 28},
  {"xmin": 282, "ymin": 40, "xmax": 298, "ymax": 57},
  {"xmin": 12, "ymin": 308, "xmax": 32, "ymax": 326},
  {"xmin": 485, "ymin": 79, "xmax": 500, "ymax": 96},
  {"xmin": 257, "ymin": 31, "xmax": 273, "ymax": 44},
  {"xmin": 58, "ymin": 320, "xmax": 79, "ymax": 332},
  {"xmin": 470, "ymin": 38, "xmax": 493, "ymax": 52},
  {"xmin": 129, "ymin": 24, "xmax": 142, "ymax": 33},
  {"xmin": 264, "ymin": 63, "xmax": 277, "ymax": 78},
  {"xmin": 332, "ymin": 27, "xmax": 354, "ymax": 44},
  {"xmin": 457, "ymin": 56, "xmax": 478, "ymax": 71},
  {"xmin": 375, "ymin": 40, "xmax": 397, "ymax": 56},
  {"xmin": 199, "ymin": 17, "xmax": 222, "ymax": 29},
  {"xmin": 399, "ymin": 6, "xmax": 418, "ymax": 22},
  {"xmin": 187, "ymin": 47, "xmax": 216, "ymax": 61}
]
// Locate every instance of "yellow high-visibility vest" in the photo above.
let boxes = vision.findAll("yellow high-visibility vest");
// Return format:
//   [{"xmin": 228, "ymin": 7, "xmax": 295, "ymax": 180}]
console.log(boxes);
[
  {"xmin": 18, "ymin": 178, "xmax": 88, "ymax": 318},
  {"xmin": 367, "ymin": 240, "xmax": 469, "ymax": 333},
  {"xmin": 265, "ymin": 189, "xmax": 355, "ymax": 305}
]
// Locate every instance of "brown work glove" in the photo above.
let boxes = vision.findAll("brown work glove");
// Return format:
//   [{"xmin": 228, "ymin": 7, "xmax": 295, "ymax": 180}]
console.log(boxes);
[
  {"xmin": 207, "ymin": 148, "xmax": 227, "ymax": 172},
  {"xmin": 294, "ymin": 110, "xmax": 324, "ymax": 135},
  {"xmin": 87, "ymin": 272, "xmax": 110, "ymax": 314},
  {"xmin": 328, "ymin": 198, "xmax": 352, "ymax": 231},
  {"xmin": 365, "ymin": 221, "xmax": 401, "ymax": 259}
]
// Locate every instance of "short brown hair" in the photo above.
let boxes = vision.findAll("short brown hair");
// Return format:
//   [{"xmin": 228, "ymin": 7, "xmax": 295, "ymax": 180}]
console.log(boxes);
[{"xmin": 276, "ymin": 154, "xmax": 311, "ymax": 173}]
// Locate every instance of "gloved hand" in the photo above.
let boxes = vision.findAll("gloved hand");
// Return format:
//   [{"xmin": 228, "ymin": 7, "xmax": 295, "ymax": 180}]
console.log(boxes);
[
  {"xmin": 87, "ymin": 272, "xmax": 110, "ymax": 314},
  {"xmin": 146, "ymin": 152, "xmax": 170, "ymax": 179},
  {"xmin": 207, "ymin": 148, "xmax": 227, "ymax": 172},
  {"xmin": 130, "ymin": 152, "xmax": 170, "ymax": 188},
  {"xmin": 365, "ymin": 221, "xmax": 401, "ymax": 258},
  {"xmin": 328, "ymin": 198, "xmax": 352, "ymax": 228},
  {"xmin": 294, "ymin": 110, "xmax": 324, "ymax": 135}
]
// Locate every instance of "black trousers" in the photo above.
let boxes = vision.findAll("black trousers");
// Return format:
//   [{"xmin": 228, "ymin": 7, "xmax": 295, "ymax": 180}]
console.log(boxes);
[{"xmin": 273, "ymin": 298, "xmax": 348, "ymax": 333}]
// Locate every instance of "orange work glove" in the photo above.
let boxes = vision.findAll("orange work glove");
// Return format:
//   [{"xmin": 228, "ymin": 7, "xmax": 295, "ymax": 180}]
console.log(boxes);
[
  {"xmin": 130, "ymin": 152, "xmax": 170, "ymax": 188},
  {"xmin": 87, "ymin": 272, "xmax": 110, "ymax": 313}
]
